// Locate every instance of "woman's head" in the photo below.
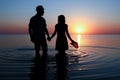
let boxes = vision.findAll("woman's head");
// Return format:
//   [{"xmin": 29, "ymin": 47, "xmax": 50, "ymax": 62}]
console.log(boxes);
[{"xmin": 58, "ymin": 15, "xmax": 65, "ymax": 24}]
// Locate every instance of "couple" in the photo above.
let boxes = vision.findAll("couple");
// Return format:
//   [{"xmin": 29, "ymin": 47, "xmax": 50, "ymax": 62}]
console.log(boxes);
[{"xmin": 29, "ymin": 5, "xmax": 76, "ymax": 57}]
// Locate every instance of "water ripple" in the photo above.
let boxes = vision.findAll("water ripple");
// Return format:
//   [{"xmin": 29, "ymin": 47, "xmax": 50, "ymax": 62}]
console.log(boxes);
[{"xmin": 0, "ymin": 46, "xmax": 120, "ymax": 80}]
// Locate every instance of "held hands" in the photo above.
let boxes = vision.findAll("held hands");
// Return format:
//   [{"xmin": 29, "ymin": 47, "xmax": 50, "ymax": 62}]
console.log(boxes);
[{"xmin": 47, "ymin": 36, "xmax": 51, "ymax": 41}]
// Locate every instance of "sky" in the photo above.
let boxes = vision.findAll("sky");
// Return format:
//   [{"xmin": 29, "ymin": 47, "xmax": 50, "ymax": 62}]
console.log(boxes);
[{"xmin": 0, "ymin": 0, "xmax": 120, "ymax": 34}]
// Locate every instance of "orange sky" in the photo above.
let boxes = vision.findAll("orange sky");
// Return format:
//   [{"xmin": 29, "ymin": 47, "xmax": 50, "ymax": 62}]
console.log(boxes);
[{"xmin": 0, "ymin": 0, "xmax": 120, "ymax": 34}]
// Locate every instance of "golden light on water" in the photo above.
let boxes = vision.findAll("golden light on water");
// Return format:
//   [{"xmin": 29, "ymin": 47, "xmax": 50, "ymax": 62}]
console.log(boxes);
[
  {"xmin": 77, "ymin": 34, "xmax": 81, "ymax": 47},
  {"xmin": 76, "ymin": 26, "xmax": 82, "ymax": 47},
  {"xmin": 74, "ymin": 25, "xmax": 83, "ymax": 47}
]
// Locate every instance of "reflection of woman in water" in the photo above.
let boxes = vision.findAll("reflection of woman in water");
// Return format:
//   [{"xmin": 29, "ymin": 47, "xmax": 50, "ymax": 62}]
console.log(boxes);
[{"xmin": 50, "ymin": 15, "xmax": 75, "ymax": 53}]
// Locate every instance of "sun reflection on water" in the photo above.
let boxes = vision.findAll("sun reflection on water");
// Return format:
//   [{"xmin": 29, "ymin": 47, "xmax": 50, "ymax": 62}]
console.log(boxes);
[{"xmin": 77, "ymin": 34, "xmax": 81, "ymax": 47}]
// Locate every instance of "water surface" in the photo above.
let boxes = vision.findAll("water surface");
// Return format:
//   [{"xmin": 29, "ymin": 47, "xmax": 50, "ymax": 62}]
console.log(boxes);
[{"xmin": 0, "ymin": 34, "xmax": 120, "ymax": 80}]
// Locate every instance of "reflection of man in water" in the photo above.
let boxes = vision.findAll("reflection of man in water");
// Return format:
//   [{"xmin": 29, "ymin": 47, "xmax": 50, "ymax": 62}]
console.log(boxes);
[
  {"xmin": 29, "ymin": 5, "xmax": 50, "ymax": 57},
  {"xmin": 30, "ymin": 56, "xmax": 47, "ymax": 80}
]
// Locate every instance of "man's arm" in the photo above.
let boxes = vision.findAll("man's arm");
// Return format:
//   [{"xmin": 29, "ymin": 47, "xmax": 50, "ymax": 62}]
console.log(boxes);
[
  {"xmin": 28, "ymin": 19, "xmax": 34, "ymax": 42},
  {"xmin": 45, "ymin": 27, "xmax": 50, "ymax": 38}
]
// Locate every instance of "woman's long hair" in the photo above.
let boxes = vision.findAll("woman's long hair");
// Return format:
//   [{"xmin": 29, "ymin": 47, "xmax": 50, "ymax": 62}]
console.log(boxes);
[{"xmin": 58, "ymin": 15, "xmax": 65, "ymax": 24}]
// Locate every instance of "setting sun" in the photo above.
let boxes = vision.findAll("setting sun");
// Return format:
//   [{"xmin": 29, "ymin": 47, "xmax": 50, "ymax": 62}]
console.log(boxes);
[
  {"xmin": 75, "ymin": 26, "xmax": 84, "ymax": 34},
  {"xmin": 72, "ymin": 24, "xmax": 85, "ymax": 34}
]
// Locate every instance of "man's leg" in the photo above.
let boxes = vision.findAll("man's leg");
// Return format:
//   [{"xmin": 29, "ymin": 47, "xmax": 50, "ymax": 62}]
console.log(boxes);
[
  {"xmin": 34, "ymin": 42, "xmax": 41, "ymax": 57},
  {"xmin": 41, "ymin": 41, "xmax": 48, "ymax": 55}
]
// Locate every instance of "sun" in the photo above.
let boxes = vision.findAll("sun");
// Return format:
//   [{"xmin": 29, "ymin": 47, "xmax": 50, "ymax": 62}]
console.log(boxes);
[
  {"xmin": 74, "ymin": 25, "xmax": 85, "ymax": 34},
  {"xmin": 69, "ymin": 21, "xmax": 86, "ymax": 34}
]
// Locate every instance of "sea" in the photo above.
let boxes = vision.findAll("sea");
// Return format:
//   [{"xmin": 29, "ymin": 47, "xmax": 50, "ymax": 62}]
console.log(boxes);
[{"xmin": 0, "ymin": 34, "xmax": 120, "ymax": 80}]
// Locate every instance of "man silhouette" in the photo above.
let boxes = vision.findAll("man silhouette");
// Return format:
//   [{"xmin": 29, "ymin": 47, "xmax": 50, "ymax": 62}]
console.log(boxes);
[{"xmin": 29, "ymin": 5, "xmax": 50, "ymax": 57}]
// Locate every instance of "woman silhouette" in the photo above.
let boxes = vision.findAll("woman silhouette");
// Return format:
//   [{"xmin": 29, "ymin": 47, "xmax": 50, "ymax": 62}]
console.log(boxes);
[{"xmin": 50, "ymin": 15, "xmax": 76, "ymax": 53}]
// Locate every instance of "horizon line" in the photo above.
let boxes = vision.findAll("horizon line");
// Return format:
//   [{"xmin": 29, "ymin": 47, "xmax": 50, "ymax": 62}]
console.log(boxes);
[{"xmin": 0, "ymin": 33, "xmax": 120, "ymax": 35}]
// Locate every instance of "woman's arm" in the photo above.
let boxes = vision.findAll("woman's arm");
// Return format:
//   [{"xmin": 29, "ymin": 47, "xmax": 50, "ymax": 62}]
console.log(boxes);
[
  {"xmin": 51, "ymin": 28, "xmax": 57, "ymax": 39},
  {"xmin": 66, "ymin": 25, "xmax": 73, "ymax": 42},
  {"xmin": 45, "ymin": 27, "xmax": 50, "ymax": 38}
]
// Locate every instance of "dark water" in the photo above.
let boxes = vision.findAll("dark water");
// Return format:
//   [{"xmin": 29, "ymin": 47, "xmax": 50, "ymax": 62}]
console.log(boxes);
[{"xmin": 0, "ymin": 34, "xmax": 120, "ymax": 80}]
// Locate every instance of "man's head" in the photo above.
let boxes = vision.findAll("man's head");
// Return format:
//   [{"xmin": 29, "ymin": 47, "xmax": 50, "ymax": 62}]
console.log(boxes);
[{"xmin": 36, "ymin": 5, "xmax": 44, "ymax": 16}]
